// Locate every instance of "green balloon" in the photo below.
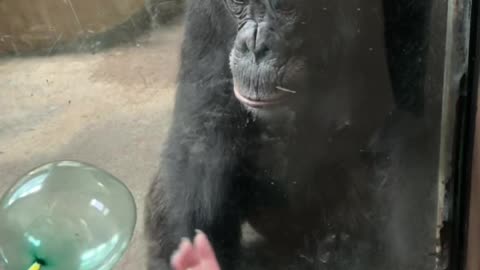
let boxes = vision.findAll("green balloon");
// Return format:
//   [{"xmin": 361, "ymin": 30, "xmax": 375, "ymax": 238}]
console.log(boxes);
[{"xmin": 0, "ymin": 161, "xmax": 137, "ymax": 270}]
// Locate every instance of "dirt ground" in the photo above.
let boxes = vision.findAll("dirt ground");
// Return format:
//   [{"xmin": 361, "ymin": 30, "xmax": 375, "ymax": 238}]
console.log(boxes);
[{"xmin": 0, "ymin": 24, "xmax": 184, "ymax": 269}]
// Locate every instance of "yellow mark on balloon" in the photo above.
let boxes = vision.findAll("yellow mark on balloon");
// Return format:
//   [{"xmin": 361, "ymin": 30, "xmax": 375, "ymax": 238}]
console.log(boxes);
[{"xmin": 28, "ymin": 262, "xmax": 41, "ymax": 270}]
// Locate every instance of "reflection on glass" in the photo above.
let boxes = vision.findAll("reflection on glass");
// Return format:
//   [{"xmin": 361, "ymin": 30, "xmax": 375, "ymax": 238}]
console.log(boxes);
[
  {"xmin": 80, "ymin": 234, "xmax": 119, "ymax": 270},
  {"xmin": 90, "ymin": 199, "xmax": 110, "ymax": 216},
  {"xmin": 25, "ymin": 234, "xmax": 42, "ymax": 248},
  {"xmin": 6, "ymin": 174, "xmax": 47, "ymax": 207}
]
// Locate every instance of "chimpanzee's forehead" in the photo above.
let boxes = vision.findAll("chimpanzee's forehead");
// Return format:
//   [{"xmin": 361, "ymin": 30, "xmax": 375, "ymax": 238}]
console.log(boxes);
[
  {"xmin": 248, "ymin": 0, "xmax": 310, "ymax": 10},
  {"xmin": 259, "ymin": 0, "xmax": 301, "ymax": 5}
]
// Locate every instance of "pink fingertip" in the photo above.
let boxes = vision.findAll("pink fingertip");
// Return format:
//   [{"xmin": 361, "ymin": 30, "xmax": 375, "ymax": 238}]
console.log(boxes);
[
  {"xmin": 171, "ymin": 238, "xmax": 199, "ymax": 270},
  {"xmin": 193, "ymin": 232, "xmax": 221, "ymax": 270}
]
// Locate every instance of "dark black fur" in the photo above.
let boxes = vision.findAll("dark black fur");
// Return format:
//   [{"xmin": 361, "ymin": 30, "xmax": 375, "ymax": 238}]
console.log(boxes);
[{"xmin": 145, "ymin": 0, "xmax": 437, "ymax": 269}]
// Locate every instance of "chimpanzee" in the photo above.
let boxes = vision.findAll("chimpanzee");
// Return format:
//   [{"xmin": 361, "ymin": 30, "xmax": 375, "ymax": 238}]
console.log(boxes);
[{"xmin": 145, "ymin": 0, "xmax": 437, "ymax": 269}]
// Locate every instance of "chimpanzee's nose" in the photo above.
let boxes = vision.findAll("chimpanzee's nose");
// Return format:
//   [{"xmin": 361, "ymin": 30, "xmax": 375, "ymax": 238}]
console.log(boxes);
[{"xmin": 240, "ymin": 22, "xmax": 271, "ymax": 62}]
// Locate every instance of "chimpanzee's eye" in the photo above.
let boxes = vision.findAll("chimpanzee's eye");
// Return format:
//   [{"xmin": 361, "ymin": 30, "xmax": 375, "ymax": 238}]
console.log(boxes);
[
  {"xmin": 272, "ymin": 0, "xmax": 295, "ymax": 14},
  {"xmin": 226, "ymin": 0, "xmax": 247, "ymax": 15}
]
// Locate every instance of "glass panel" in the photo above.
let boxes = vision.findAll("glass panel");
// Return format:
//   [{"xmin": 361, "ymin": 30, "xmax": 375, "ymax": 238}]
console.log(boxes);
[{"xmin": 0, "ymin": 0, "xmax": 475, "ymax": 270}]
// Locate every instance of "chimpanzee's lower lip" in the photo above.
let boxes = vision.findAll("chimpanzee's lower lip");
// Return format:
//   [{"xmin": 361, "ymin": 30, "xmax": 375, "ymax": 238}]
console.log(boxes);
[{"xmin": 233, "ymin": 87, "xmax": 288, "ymax": 108}]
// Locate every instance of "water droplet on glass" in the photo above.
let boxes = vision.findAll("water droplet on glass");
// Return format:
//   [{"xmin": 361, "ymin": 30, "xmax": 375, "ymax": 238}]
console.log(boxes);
[
  {"xmin": 340, "ymin": 233, "xmax": 350, "ymax": 241},
  {"xmin": 318, "ymin": 252, "xmax": 331, "ymax": 264}
]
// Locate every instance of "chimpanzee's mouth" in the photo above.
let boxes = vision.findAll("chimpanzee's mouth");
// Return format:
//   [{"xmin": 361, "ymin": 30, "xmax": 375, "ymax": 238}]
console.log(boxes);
[{"xmin": 233, "ymin": 86, "xmax": 293, "ymax": 108}]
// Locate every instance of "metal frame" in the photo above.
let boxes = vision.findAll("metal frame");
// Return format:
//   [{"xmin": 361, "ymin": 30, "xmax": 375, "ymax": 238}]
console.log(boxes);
[{"xmin": 437, "ymin": 0, "xmax": 480, "ymax": 269}]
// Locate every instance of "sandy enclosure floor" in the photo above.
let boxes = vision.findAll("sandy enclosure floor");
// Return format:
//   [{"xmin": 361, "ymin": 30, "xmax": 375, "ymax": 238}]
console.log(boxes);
[{"xmin": 0, "ymin": 24, "xmax": 184, "ymax": 269}]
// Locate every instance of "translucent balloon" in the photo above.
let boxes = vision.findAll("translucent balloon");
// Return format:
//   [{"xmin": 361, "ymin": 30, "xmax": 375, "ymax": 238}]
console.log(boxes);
[{"xmin": 0, "ymin": 161, "xmax": 137, "ymax": 270}]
